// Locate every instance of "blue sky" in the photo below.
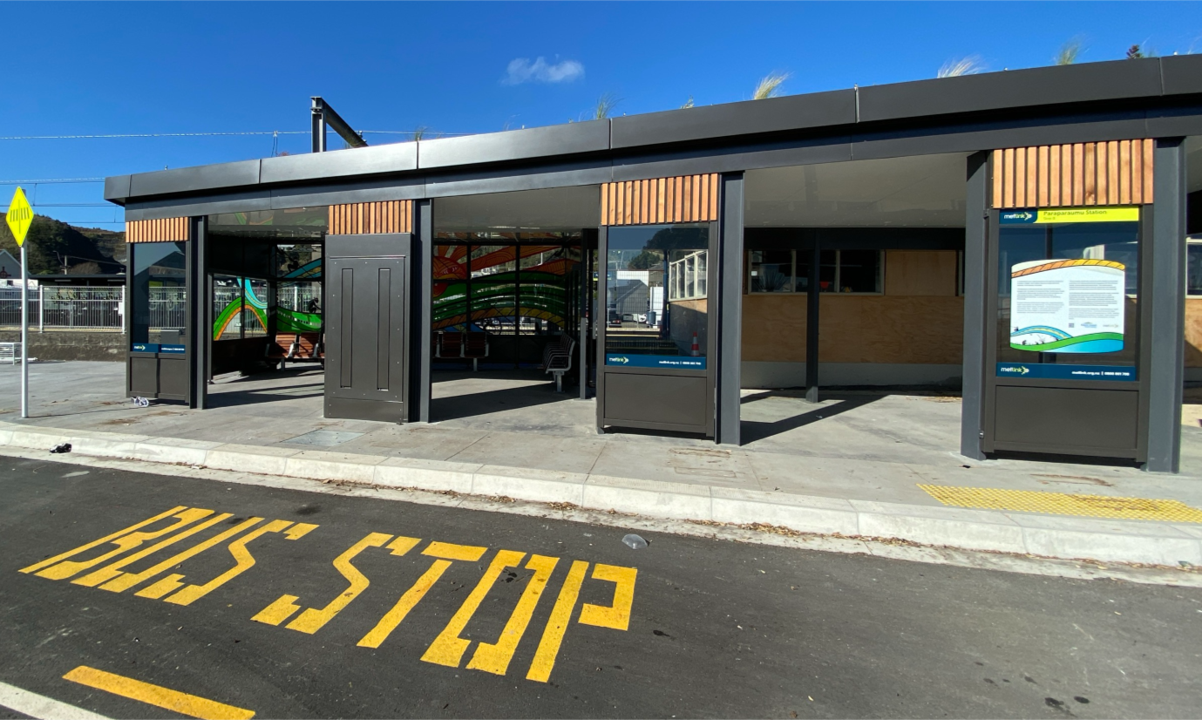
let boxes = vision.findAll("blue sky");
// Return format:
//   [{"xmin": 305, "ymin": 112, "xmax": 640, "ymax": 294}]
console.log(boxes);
[{"xmin": 2, "ymin": 1, "xmax": 1199, "ymax": 230}]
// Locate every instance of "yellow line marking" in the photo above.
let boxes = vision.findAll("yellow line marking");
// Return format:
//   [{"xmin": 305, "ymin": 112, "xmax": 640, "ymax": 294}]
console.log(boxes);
[
  {"xmin": 358, "ymin": 559, "xmax": 451, "ymax": 649},
  {"xmin": 526, "ymin": 559, "xmax": 588, "ymax": 683},
  {"xmin": 20, "ymin": 506, "xmax": 187, "ymax": 575},
  {"xmin": 357, "ymin": 539, "xmax": 489, "ymax": 649},
  {"xmin": 422, "ymin": 549, "xmax": 525, "ymax": 667},
  {"xmin": 163, "ymin": 521, "xmax": 315, "ymax": 606},
  {"xmin": 258, "ymin": 531, "xmax": 389, "ymax": 634},
  {"xmin": 422, "ymin": 541, "xmax": 487, "ymax": 562},
  {"xmin": 63, "ymin": 666, "xmax": 254, "ymax": 720},
  {"xmin": 918, "ymin": 484, "xmax": 1202, "ymax": 523},
  {"xmin": 36, "ymin": 508, "xmax": 213, "ymax": 581},
  {"xmin": 579, "ymin": 564, "xmax": 637, "ymax": 631},
  {"xmin": 468, "ymin": 554, "xmax": 559, "ymax": 676},
  {"xmin": 103, "ymin": 518, "xmax": 264, "ymax": 594},
  {"xmin": 72, "ymin": 512, "xmax": 232, "ymax": 588},
  {"xmin": 250, "ymin": 594, "xmax": 302, "ymax": 626}
]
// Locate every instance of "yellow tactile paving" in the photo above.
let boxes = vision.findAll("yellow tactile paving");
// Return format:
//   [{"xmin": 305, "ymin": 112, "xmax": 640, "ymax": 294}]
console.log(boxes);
[{"xmin": 918, "ymin": 485, "xmax": 1202, "ymax": 524}]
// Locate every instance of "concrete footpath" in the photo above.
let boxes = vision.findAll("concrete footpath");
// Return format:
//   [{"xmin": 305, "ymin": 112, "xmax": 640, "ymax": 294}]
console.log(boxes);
[{"xmin": 3, "ymin": 361, "xmax": 1202, "ymax": 570}]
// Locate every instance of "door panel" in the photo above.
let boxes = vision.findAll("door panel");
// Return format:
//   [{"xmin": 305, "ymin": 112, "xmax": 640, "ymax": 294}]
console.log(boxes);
[{"xmin": 325, "ymin": 234, "xmax": 410, "ymax": 423}]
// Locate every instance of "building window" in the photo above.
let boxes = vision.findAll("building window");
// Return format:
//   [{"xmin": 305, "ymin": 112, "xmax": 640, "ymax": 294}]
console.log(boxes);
[
  {"xmin": 669, "ymin": 250, "xmax": 708, "ymax": 301},
  {"xmin": 746, "ymin": 250, "xmax": 883, "ymax": 294},
  {"xmin": 1188, "ymin": 239, "xmax": 1202, "ymax": 296}
]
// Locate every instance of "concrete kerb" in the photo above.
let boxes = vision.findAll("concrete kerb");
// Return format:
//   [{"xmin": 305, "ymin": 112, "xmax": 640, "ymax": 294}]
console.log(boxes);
[{"xmin": 2, "ymin": 419, "xmax": 1201, "ymax": 568}]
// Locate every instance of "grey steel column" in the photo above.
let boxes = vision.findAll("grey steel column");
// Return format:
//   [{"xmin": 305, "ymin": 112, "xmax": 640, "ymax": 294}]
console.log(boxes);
[
  {"xmin": 716, "ymin": 172, "xmax": 744, "ymax": 446},
  {"xmin": 960, "ymin": 151, "xmax": 990, "ymax": 460},
  {"xmin": 187, "ymin": 216, "xmax": 206, "ymax": 409},
  {"xmin": 805, "ymin": 243, "xmax": 819, "ymax": 403},
  {"xmin": 1145, "ymin": 138, "xmax": 1187, "ymax": 473},
  {"xmin": 409, "ymin": 199, "xmax": 433, "ymax": 423}
]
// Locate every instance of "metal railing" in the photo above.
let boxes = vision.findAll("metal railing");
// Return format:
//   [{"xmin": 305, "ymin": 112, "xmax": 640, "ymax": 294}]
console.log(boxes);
[{"xmin": 0, "ymin": 286, "xmax": 135, "ymax": 332}]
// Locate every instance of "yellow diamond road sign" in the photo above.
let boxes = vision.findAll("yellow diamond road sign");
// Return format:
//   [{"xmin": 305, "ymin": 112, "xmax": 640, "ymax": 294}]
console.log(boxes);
[{"xmin": 6, "ymin": 187, "xmax": 34, "ymax": 246}]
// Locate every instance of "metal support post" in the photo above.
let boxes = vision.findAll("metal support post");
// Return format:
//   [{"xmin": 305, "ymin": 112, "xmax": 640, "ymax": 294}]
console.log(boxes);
[
  {"xmin": 716, "ymin": 172, "xmax": 744, "ymax": 446},
  {"xmin": 409, "ymin": 199, "xmax": 433, "ymax": 423},
  {"xmin": 960, "ymin": 151, "xmax": 990, "ymax": 460},
  {"xmin": 120, "ymin": 284, "xmax": 127, "ymax": 334},
  {"xmin": 1145, "ymin": 138, "xmax": 1187, "ymax": 472},
  {"xmin": 805, "ymin": 244, "xmax": 820, "ymax": 403}
]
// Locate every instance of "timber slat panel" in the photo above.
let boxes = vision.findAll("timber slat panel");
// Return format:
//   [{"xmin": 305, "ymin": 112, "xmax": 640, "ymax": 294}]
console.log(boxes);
[
  {"xmin": 992, "ymin": 140, "xmax": 1154, "ymax": 208},
  {"xmin": 327, "ymin": 201, "xmax": 413, "ymax": 235},
  {"xmin": 126, "ymin": 217, "xmax": 190, "ymax": 243},
  {"xmin": 600, "ymin": 174, "xmax": 720, "ymax": 226}
]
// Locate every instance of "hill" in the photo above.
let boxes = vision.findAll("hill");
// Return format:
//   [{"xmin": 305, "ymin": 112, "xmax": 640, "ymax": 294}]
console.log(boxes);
[{"xmin": 0, "ymin": 216, "xmax": 125, "ymax": 275}]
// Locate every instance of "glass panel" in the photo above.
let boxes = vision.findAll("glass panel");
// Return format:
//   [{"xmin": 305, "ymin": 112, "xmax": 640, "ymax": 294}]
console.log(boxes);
[
  {"xmin": 997, "ymin": 215, "xmax": 1140, "ymax": 377},
  {"xmin": 433, "ymin": 244, "xmax": 469, "ymax": 331},
  {"xmin": 749, "ymin": 250, "xmax": 793, "ymax": 293},
  {"xmin": 242, "ymin": 278, "xmax": 269, "ymax": 337},
  {"xmin": 131, "ymin": 242, "xmax": 187, "ymax": 347},
  {"xmin": 817, "ymin": 250, "xmax": 837, "ymax": 292},
  {"xmin": 212, "ymin": 275, "xmax": 241, "ymax": 341},
  {"xmin": 606, "ymin": 224, "xmax": 709, "ymax": 369},
  {"xmin": 836, "ymin": 250, "xmax": 882, "ymax": 293},
  {"xmin": 276, "ymin": 280, "xmax": 323, "ymax": 333},
  {"xmin": 1189, "ymin": 243, "xmax": 1202, "ymax": 296},
  {"xmin": 470, "ymin": 245, "xmax": 517, "ymax": 333}
]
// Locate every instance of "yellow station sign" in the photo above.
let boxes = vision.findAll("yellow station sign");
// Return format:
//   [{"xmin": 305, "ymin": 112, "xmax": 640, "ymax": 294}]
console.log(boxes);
[{"xmin": 6, "ymin": 186, "xmax": 33, "ymax": 246}]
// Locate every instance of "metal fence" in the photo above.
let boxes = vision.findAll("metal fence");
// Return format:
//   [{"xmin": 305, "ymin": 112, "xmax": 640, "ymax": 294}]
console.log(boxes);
[{"xmin": 0, "ymin": 286, "xmax": 132, "ymax": 332}]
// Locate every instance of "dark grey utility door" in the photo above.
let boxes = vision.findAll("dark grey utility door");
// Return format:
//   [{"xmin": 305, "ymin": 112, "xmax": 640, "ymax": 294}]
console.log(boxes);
[{"xmin": 325, "ymin": 233, "xmax": 411, "ymax": 423}]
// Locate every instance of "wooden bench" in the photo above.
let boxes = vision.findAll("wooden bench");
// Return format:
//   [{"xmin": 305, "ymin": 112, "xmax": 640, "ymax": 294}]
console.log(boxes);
[{"xmin": 266, "ymin": 332, "xmax": 323, "ymax": 368}]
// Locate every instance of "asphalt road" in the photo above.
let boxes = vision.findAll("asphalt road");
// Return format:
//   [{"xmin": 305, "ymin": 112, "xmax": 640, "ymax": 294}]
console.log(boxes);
[{"xmin": 1, "ymin": 455, "xmax": 1200, "ymax": 719}]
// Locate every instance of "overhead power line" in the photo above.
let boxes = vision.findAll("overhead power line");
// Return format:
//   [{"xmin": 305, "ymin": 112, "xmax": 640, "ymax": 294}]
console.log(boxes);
[
  {"xmin": 0, "ymin": 129, "xmax": 472, "ymax": 141},
  {"xmin": 0, "ymin": 178, "xmax": 104, "ymax": 185}
]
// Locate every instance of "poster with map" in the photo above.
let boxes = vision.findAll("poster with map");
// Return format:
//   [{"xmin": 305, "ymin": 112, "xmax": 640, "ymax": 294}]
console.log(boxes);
[{"xmin": 1009, "ymin": 258, "xmax": 1125, "ymax": 354}]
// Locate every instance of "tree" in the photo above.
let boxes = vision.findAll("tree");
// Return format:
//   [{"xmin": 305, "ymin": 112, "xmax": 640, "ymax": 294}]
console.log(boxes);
[{"xmin": 753, "ymin": 72, "xmax": 789, "ymax": 100}]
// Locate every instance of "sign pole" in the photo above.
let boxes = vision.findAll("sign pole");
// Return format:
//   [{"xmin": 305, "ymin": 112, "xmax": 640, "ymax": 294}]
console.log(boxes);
[
  {"xmin": 7, "ymin": 186, "xmax": 34, "ymax": 419},
  {"xmin": 20, "ymin": 243, "xmax": 28, "ymax": 418}
]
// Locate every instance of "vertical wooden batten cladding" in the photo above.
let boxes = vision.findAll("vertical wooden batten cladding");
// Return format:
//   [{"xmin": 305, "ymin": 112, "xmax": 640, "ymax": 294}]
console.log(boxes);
[
  {"xmin": 328, "ymin": 201, "xmax": 414, "ymax": 235},
  {"xmin": 601, "ymin": 174, "xmax": 719, "ymax": 226},
  {"xmin": 125, "ymin": 217, "xmax": 190, "ymax": 243},
  {"xmin": 991, "ymin": 140, "xmax": 1153, "ymax": 209}
]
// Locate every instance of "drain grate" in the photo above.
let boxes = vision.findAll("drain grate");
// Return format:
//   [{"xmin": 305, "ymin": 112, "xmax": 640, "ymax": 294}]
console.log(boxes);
[{"xmin": 918, "ymin": 484, "xmax": 1202, "ymax": 524}]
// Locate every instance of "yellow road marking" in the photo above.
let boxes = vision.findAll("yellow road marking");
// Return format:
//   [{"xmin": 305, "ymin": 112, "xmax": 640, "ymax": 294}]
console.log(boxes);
[
  {"xmin": 72, "ymin": 512, "xmax": 232, "ymax": 588},
  {"xmin": 35, "ymin": 508, "xmax": 213, "ymax": 581},
  {"xmin": 468, "ymin": 554, "xmax": 559, "ymax": 676},
  {"xmin": 63, "ymin": 666, "xmax": 254, "ymax": 720},
  {"xmin": 579, "ymin": 564, "xmax": 637, "ymax": 631},
  {"xmin": 20, "ymin": 506, "xmax": 188, "ymax": 575},
  {"xmin": 357, "ymin": 540, "xmax": 490, "ymax": 649},
  {"xmin": 103, "ymin": 517, "xmax": 264, "ymax": 594},
  {"xmin": 253, "ymin": 532, "xmax": 392, "ymax": 633},
  {"xmin": 918, "ymin": 484, "xmax": 1202, "ymax": 523},
  {"xmin": 358, "ymin": 559, "xmax": 451, "ymax": 648},
  {"xmin": 163, "ymin": 521, "xmax": 316, "ymax": 606},
  {"xmin": 422, "ymin": 549, "xmax": 525, "ymax": 667},
  {"xmin": 422, "ymin": 541, "xmax": 487, "ymax": 562},
  {"xmin": 526, "ymin": 559, "xmax": 588, "ymax": 683}
]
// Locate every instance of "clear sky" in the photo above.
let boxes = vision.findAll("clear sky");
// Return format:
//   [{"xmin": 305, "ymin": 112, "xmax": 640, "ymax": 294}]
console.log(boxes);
[{"xmin": 2, "ymin": 1, "xmax": 1199, "ymax": 229}]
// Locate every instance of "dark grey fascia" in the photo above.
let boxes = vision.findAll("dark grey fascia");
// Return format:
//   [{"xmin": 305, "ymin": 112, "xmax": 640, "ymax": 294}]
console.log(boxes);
[
  {"xmin": 416, "ymin": 120, "xmax": 610, "ymax": 170},
  {"xmin": 260, "ymin": 142, "xmax": 416, "ymax": 184},
  {"xmin": 127, "ymin": 159, "xmax": 262, "ymax": 199},
  {"xmin": 106, "ymin": 56, "xmax": 1202, "ymax": 206},
  {"xmin": 610, "ymin": 89, "xmax": 856, "ymax": 150},
  {"xmin": 104, "ymin": 175, "xmax": 131, "ymax": 203},
  {"xmin": 857, "ymin": 57, "xmax": 1165, "ymax": 123}
]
